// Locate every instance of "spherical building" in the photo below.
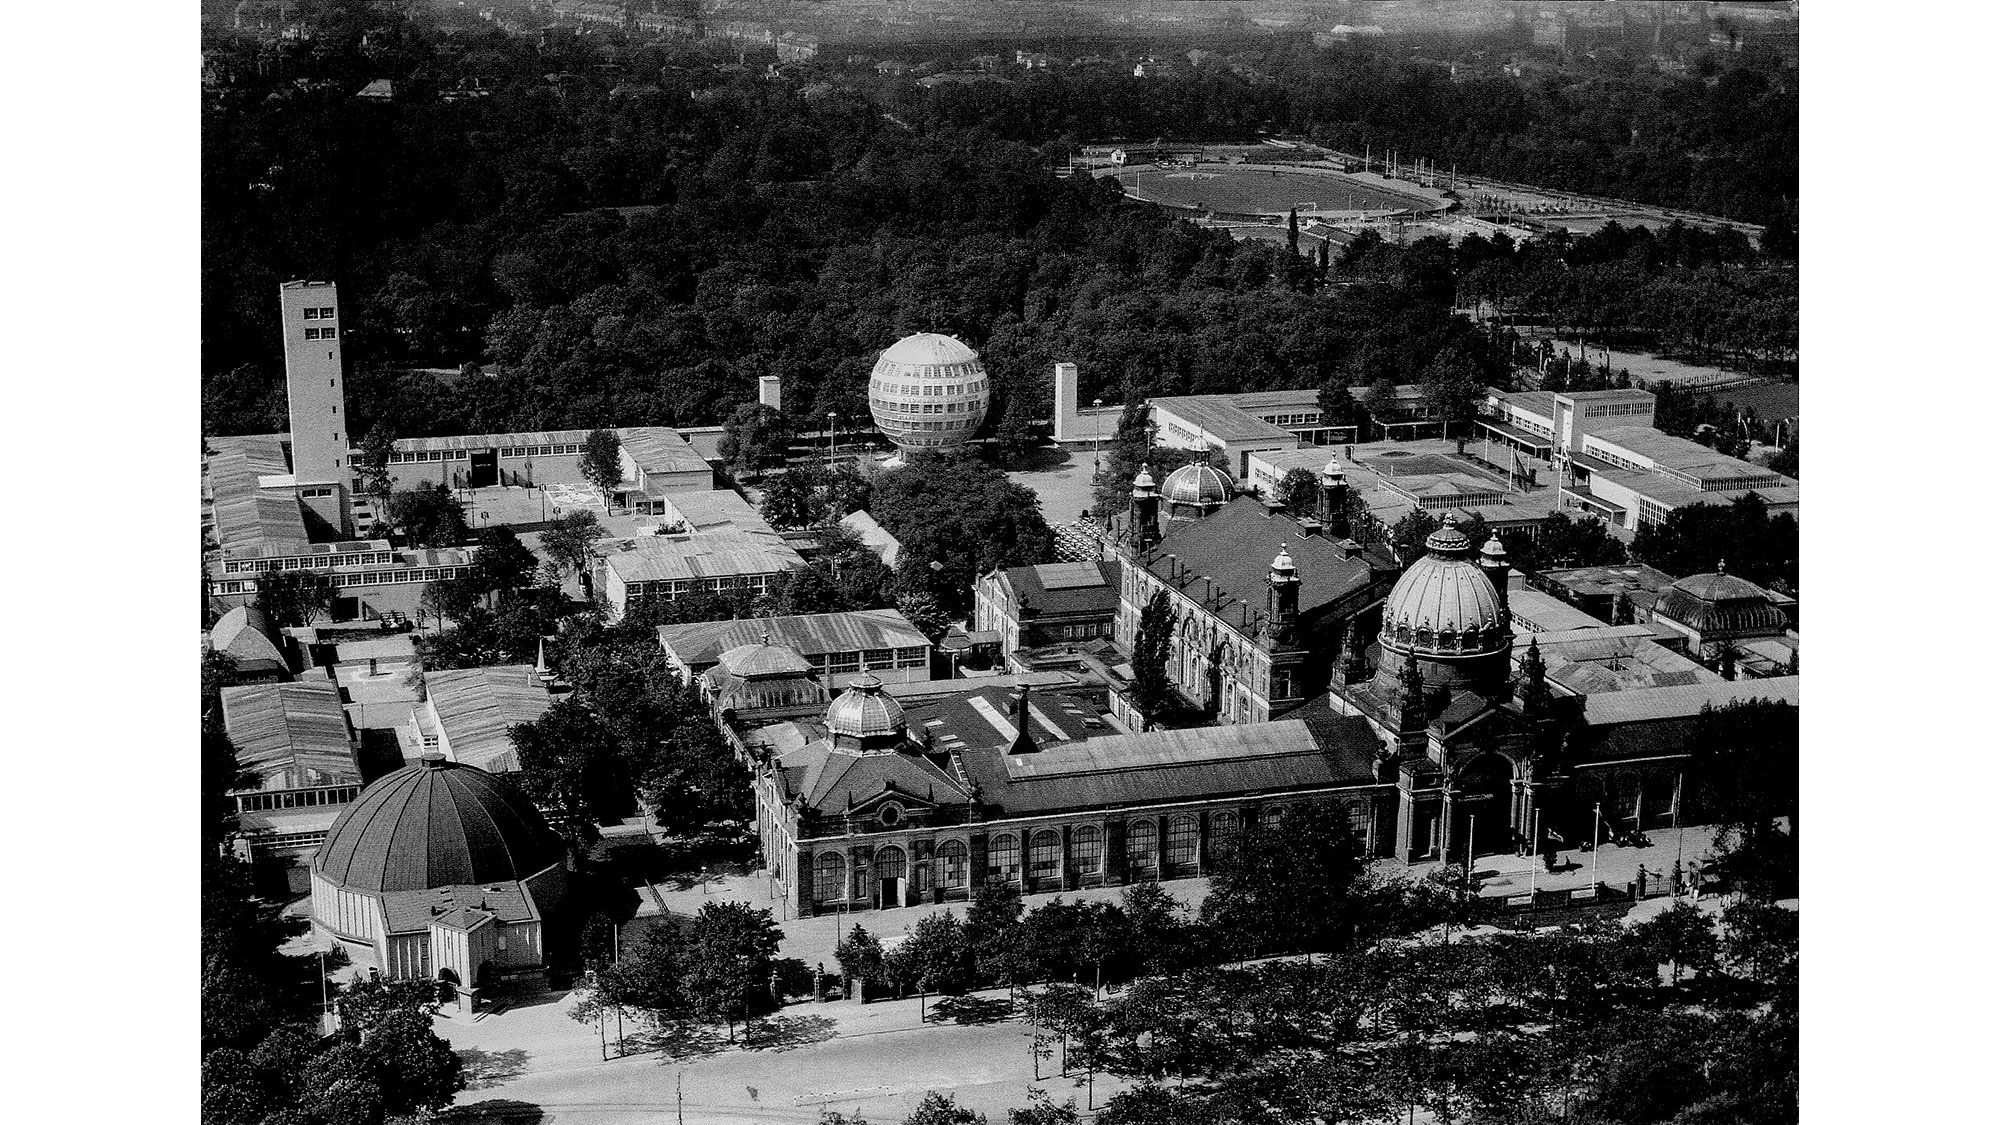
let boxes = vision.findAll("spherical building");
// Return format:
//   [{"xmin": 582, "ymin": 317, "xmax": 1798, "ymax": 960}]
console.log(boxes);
[
  {"xmin": 1161, "ymin": 462, "xmax": 1233, "ymax": 520},
  {"xmin": 310, "ymin": 755, "xmax": 570, "ymax": 985},
  {"xmin": 866, "ymin": 333, "xmax": 991, "ymax": 456},
  {"xmin": 1373, "ymin": 514, "xmax": 1513, "ymax": 694}
]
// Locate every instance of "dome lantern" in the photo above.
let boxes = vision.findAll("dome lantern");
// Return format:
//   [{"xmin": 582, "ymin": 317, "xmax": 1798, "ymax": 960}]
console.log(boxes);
[
  {"xmin": 1161, "ymin": 462, "xmax": 1232, "ymax": 519},
  {"xmin": 824, "ymin": 664, "xmax": 907, "ymax": 749}
]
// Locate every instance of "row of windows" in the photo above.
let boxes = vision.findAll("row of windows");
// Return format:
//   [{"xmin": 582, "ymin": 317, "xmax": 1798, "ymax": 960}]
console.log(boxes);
[
  {"xmin": 328, "ymin": 565, "xmax": 472, "ymax": 589},
  {"xmin": 628, "ymin": 574, "xmax": 776, "ymax": 599},
  {"xmin": 1257, "ymin": 411, "xmax": 1322, "ymax": 428},
  {"xmin": 222, "ymin": 551, "xmax": 396, "ymax": 574},
  {"xmin": 254, "ymin": 830, "xmax": 331, "ymax": 853},
  {"xmin": 887, "ymin": 418, "xmax": 973, "ymax": 433},
  {"xmin": 809, "ymin": 812, "xmax": 1290, "ymax": 902},
  {"xmin": 235, "ymin": 786, "xmax": 359, "ymax": 812},
  {"xmin": 873, "ymin": 397, "xmax": 977, "ymax": 416},
  {"xmin": 822, "ymin": 648, "xmax": 928, "ymax": 673},
  {"xmin": 303, "ymin": 326, "xmax": 338, "ymax": 341},
  {"xmin": 299, "ymin": 486, "xmax": 335, "ymax": 498},
  {"xmin": 301, "ymin": 306, "xmax": 336, "ymax": 320},
  {"xmin": 1581, "ymin": 402, "xmax": 1651, "ymax": 419},
  {"xmin": 1583, "ymin": 442, "xmax": 1650, "ymax": 473}
]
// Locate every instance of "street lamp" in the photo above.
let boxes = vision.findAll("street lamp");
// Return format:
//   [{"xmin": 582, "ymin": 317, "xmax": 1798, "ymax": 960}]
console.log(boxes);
[
  {"xmin": 1092, "ymin": 397, "xmax": 1104, "ymax": 473},
  {"xmin": 827, "ymin": 413, "xmax": 838, "ymax": 472}
]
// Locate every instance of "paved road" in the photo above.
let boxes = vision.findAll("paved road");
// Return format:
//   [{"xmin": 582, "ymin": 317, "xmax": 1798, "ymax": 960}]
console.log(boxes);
[{"xmin": 440, "ymin": 986, "xmax": 1127, "ymax": 1124}]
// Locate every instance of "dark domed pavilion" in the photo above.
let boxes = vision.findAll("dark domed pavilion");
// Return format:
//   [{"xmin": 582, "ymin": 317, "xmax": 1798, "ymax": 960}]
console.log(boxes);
[{"xmin": 310, "ymin": 755, "xmax": 570, "ymax": 986}]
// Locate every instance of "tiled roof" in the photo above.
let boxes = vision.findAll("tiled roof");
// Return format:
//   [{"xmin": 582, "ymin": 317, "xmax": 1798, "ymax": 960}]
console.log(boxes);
[
  {"xmin": 617, "ymin": 427, "xmax": 710, "ymax": 477},
  {"xmin": 313, "ymin": 758, "xmax": 565, "ymax": 895},
  {"xmin": 1140, "ymin": 497, "xmax": 1379, "ymax": 627},
  {"xmin": 220, "ymin": 681, "xmax": 360, "ymax": 791},
  {"xmin": 425, "ymin": 665, "xmax": 557, "ymax": 772},
  {"xmin": 794, "ymin": 746, "xmax": 970, "ymax": 813},
  {"xmin": 659, "ymin": 609, "xmax": 928, "ymax": 668}
]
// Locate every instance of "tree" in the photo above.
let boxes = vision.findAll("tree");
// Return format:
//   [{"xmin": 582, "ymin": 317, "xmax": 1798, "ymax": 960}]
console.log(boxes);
[
  {"xmin": 895, "ymin": 591, "xmax": 951, "ymax": 643},
  {"xmin": 1130, "ymin": 590, "xmax": 1176, "ymax": 730},
  {"xmin": 595, "ymin": 918, "xmax": 691, "ymax": 1017},
  {"xmin": 472, "ymin": 525, "xmax": 540, "ymax": 598},
  {"xmin": 1201, "ymin": 801, "xmax": 1367, "ymax": 957},
  {"xmin": 873, "ymin": 450, "xmax": 1054, "ymax": 615},
  {"xmin": 1275, "ymin": 467, "xmax": 1319, "ymax": 517},
  {"xmin": 1008, "ymin": 1089, "xmax": 1081, "ymax": 1125},
  {"xmin": 508, "ymin": 697, "xmax": 628, "ymax": 844},
  {"xmin": 903, "ymin": 1092, "xmax": 986, "ymax": 1125},
  {"xmin": 887, "ymin": 911, "xmax": 974, "ymax": 1000},
  {"xmin": 1688, "ymin": 699, "xmax": 1799, "ymax": 899},
  {"xmin": 355, "ymin": 423, "xmax": 397, "ymax": 504},
  {"xmin": 835, "ymin": 924, "xmax": 887, "ymax": 996},
  {"xmin": 418, "ymin": 575, "xmax": 484, "ymax": 629},
  {"xmin": 680, "ymin": 901, "xmax": 785, "ymax": 1040},
  {"xmin": 353, "ymin": 1007, "xmax": 465, "ymax": 1117},
  {"xmin": 718, "ymin": 403, "xmax": 791, "ymax": 480},
  {"xmin": 1388, "ymin": 509, "xmax": 1439, "ymax": 566},
  {"xmin": 965, "ymin": 879, "xmax": 1028, "ymax": 987},
  {"xmin": 255, "ymin": 569, "xmax": 335, "ymax": 629},
  {"xmin": 1719, "ymin": 900, "xmax": 1798, "ymax": 987},
  {"xmin": 761, "ymin": 466, "xmax": 830, "ymax": 530},
  {"xmin": 1630, "ymin": 900, "xmax": 1719, "ymax": 985},
  {"xmin": 386, "ymin": 482, "xmax": 470, "ymax": 548},
  {"xmin": 637, "ymin": 708, "xmax": 752, "ymax": 835},
  {"xmin": 541, "ymin": 510, "xmax": 606, "ymax": 588},
  {"xmin": 580, "ymin": 428, "xmax": 623, "ymax": 500}
]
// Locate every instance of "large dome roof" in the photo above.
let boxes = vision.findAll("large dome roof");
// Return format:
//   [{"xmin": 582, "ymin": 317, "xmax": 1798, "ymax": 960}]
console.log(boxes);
[
  {"xmin": 1655, "ymin": 569, "xmax": 1790, "ymax": 635},
  {"xmin": 824, "ymin": 669, "xmax": 905, "ymax": 742},
  {"xmin": 1162, "ymin": 462, "xmax": 1232, "ymax": 509},
  {"xmin": 1379, "ymin": 514, "xmax": 1509, "ymax": 658},
  {"xmin": 312, "ymin": 756, "xmax": 565, "ymax": 894},
  {"xmin": 877, "ymin": 332, "xmax": 979, "ymax": 368}
]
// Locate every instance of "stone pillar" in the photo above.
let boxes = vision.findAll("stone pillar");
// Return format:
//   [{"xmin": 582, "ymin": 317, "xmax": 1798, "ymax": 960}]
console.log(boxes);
[
  {"xmin": 796, "ymin": 847, "xmax": 814, "ymax": 916},
  {"xmin": 1106, "ymin": 819, "xmax": 1127, "ymax": 885},
  {"xmin": 1195, "ymin": 810, "xmax": 1210, "ymax": 877},
  {"xmin": 1060, "ymin": 825, "xmax": 1074, "ymax": 891}
]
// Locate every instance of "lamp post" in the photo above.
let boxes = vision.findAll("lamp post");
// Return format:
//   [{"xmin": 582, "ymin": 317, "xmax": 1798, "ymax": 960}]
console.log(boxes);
[
  {"xmin": 827, "ymin": 413, "xmax": 838, "ymax": 472},
  {"xmin": 1591, "ymin": 802, "xmax": 1601, "ymax": 884},
  {"xmin": 1092, "ymin": 398, "xmax": 1104, "ymax": 475}
]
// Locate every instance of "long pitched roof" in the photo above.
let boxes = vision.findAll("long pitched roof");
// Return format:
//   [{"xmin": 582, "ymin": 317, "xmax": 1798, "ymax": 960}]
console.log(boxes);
[
  {"xmin": 425, "ymin": 665, "xmax": 556, "ymax": 772},
  {"xmin": 659, "ymin": 609, "xmax": 928, "ymax": 667},
  {"xmin": 220, "ymin": 681, "xmax": 360, "ymax": 790},
  {"xmin": 991, "ymin": 560, "xmax": 1122, "ymax": 619},
  {"xmin": 1581, "ymin": 676, "xmax": 1800, "ymax": 727},
  {"xmin": 206, "ymin": 434, "xmax": 308, "ymax": 551}
]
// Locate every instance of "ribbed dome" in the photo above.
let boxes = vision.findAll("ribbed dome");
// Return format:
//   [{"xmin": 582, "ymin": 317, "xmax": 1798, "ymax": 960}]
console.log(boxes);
[
  {"xmin": 1162, "ymin": 462, "xmax": 1232, "ymax": 508},
  {"xmin": 1656, "ymin": 571, "xmax": 1789, "ymax": 635},
  {"xmin": 312, "ymin": 757, "xmax": 565, "ymax": 893},
  {"xmin": 877, "ymin": 332, "xmax": 979, "ymax": 368},
  {"xmin": 825, "ymin": 669, "xmax": 906, "ymax": 742},
  {"xmin": 1379, "ymin": 514, "xmax": 1508, "ymax": 658},
  {"xmin": 719, "ymin": 637, "xmax": 813, "ymax": 679}
]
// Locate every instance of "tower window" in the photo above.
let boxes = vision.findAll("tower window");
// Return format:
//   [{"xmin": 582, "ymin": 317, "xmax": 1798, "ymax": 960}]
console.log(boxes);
[
  {"xmin": 319, "ymin": 307, "xmax": 335, "ymax": 318},
  {"xmin": 303, "ymin": 308, "xmax": 319, "ymax": 320}
]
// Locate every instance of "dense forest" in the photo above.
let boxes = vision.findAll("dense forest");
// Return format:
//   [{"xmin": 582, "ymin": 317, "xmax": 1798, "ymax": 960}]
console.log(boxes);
[{"xmin": 202, "ymin": 11, "xmax": 1796, "ymax": 447}]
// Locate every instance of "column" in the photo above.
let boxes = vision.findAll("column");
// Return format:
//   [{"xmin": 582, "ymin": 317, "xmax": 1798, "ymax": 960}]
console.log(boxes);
[{"xmin": 1060, "ymin": 825, "xmax": 1074, "ymax": 892}]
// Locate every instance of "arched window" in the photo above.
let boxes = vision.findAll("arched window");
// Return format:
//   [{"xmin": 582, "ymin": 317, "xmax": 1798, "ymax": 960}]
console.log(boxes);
[
  {"xmin": 939, "ymin": 839, "xmax": 969, "ymax": 890},
  {"xmin": 1029, "ymin": 830, "xmax": 1062, "ymax": 880},
  {"xmin": 814, "ymin": 852, "xmax": 845, "ymax": 903},
  {"xmin": 1071, "ymin": 825, "xmax": 1103, "ymax": 875},
  {"xmin": 1126, "ymin": 821, "xmax": 1156, "ymax": 873},
  {"xmin": 1211, "ymin": 810, "xmax": 1240, "ymax": 844},
  {"xmin": 988, "ymin": 834, "xmax": 1020, "ymax": 882},
  {"xmin": 876, "ymin": 845, "xmax": 907, "ymax": 883},
  {"xmin": 1165, "ymin": 815, "xmax": 1199, "ymax": 876}
]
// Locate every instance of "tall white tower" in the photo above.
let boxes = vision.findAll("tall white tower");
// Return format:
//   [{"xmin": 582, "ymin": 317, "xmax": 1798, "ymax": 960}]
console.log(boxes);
[{"xmin": 279, "ymin": 280, "xmax": 352, "ymax": 485}]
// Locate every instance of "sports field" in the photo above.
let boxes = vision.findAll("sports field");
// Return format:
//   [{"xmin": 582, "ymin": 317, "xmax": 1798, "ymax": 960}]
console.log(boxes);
[{"xmin": 1105, "ymin": 163, "xmax": 1440, "ymax": 217}]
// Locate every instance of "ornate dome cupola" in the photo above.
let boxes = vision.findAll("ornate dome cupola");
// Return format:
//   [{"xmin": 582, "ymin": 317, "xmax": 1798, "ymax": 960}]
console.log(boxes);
[
  {"xmin": 1372, "ymin": 513, "xmax": 1514, "ymax": 695},
  {"xmin": 1319, "ymin": 456, "xmax": 1351, "ymax": 536},
  {"xmin": 1161, "ymin": 461, "xmax": 1232, "ymax": 520},
  {"xmin": 824, "ymin": 667, "xmax": 908, "ymax": 753}
]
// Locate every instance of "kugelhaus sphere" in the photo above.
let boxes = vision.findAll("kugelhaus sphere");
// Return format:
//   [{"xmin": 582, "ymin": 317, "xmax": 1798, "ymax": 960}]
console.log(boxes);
[{"xmin": 866, "ymin": 333, "xmax": 991, "ymax": 454}]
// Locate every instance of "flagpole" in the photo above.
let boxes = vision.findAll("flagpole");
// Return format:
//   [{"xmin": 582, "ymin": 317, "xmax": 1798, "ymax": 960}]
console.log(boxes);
[{"xmin": 1591, "ymin": 802, "xmax": 1600, "ymax": 883}]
